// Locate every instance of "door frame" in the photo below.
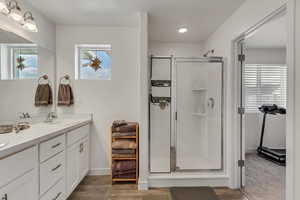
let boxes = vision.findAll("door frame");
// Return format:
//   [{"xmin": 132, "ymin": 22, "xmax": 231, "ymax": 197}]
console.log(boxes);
[{"xmin": 232, "ymin": 4, "xmax": 295, "ymax": 199}]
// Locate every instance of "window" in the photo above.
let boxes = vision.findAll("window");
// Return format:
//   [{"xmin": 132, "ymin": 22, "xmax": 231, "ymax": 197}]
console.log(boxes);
[
  {"xmin": 75, "ymin": 44, "xmax": 112, "ymax": 80},
  {"xmin": 0, "ymin": 44, "xmax": 38, "ymax": 80},
  {"xmin": 11, "ymin": 46, "xmax": 38, "ymax": 79},
  {"xmin": 244, "ymin": 64, "xmax": 287, "ymax": 112}
]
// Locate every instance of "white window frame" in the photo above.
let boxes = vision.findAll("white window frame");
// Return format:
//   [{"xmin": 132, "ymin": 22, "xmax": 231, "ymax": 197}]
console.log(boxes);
[
  {"xmin": 0, "ymin": 43, "xmax": 38, "ymax": 80},
  {"xmin": 244, "ymin": 63, "xmax": 287, "ymax": 113},
  {"xmin": 75, "ymin": 44, "xmax": 112, "ymax": 80}
]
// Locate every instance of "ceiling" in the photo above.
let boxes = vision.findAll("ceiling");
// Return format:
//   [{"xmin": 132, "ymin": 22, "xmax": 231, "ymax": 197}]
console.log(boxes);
[
  {"xmin": 246, "ymin": 14, "xmax": 287, "ymax": 49},
  {"xmin": 25, "ymin": 0, "xmax": 245, "ymax": 43}
]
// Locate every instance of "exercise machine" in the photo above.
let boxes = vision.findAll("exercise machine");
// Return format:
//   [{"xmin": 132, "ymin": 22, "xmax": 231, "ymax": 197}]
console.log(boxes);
[{"xmin": 257, "ymin": 104, "xmax": 286, "ymax": 166}]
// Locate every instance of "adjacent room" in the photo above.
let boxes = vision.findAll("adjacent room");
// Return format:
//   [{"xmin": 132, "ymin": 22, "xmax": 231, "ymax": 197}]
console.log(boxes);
[
  {"xmin": 242, "ymin": 13, "xmax": 287, "ymax": 200},
  {"xmin": 0, "ymin": 0, "xmax": 297, "ymax": 200}
]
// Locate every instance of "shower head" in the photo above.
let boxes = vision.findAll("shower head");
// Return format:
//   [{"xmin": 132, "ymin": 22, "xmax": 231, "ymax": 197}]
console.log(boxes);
[{"xmin": 203, "ymin": 49, "xmax": 215, "ymax": 57}]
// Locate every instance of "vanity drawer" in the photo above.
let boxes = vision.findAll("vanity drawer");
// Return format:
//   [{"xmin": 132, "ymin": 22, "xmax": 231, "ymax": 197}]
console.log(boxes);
[
  {"xmin": 40, "ymin": 134, "xmax": 65, "ymax": 163},
  {"xmin": 0, "ymin": 146, "xmax": 37, "ymax": 188},
  {"xmin": 40, "ymin": 151, "xmax": 65, "ymax": 195},
  {"xmin": 40, "ymin": 179, "xmax": 65, "ymax": 200},
  {"xmin": 67, "ymin": 125, "xmax": 89, "ymax": 146}
]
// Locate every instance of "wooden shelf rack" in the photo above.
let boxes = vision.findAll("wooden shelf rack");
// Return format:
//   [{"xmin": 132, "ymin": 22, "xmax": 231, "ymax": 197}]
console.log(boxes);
[{"xmin": 111, "ymin": 123, "xmax": 139, "ymax": 184}]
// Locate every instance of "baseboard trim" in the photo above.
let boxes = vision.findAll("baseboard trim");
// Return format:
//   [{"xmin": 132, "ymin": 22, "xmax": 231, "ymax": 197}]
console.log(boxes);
[
  {"xmin": 148, "ymin": 174, "xmax": 229, "ymax": 188},
  {"xmin": 138, "ymin": 180, "xmax": 149, "ymax": 190},
  {"xmin": 88, "ymin": 168, "xmax": 111, "ymax": 175}
]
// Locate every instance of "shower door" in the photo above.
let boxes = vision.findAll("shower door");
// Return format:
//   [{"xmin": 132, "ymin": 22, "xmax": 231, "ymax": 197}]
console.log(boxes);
[{"xmin": 174, "ymin": 58, "xmax": 223, "ymax": 170}]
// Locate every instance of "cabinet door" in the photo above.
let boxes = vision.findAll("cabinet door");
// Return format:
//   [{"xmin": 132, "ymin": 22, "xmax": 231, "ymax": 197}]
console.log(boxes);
[
  {"xmin": 66, "ymin": 143, "xmax": 80, "ymax": 196},
  {"xmin": 79, "ymin": 139, "xmax": 89, "ymax": 180},
  {"xmin": 0, "ymin": 170, "xmax": 38, "ymax": 200}
]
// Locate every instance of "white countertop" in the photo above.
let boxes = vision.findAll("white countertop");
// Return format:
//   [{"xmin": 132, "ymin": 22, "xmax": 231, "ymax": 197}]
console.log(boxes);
[{"xmin": 0, "ymin": 116, "xmax": 92, "ymax": 158}]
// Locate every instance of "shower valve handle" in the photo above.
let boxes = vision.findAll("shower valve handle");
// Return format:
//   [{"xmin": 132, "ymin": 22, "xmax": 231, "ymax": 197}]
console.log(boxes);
[{"xmin": 208, "ymin": 97, "xmax": 215, "ymax": 109}]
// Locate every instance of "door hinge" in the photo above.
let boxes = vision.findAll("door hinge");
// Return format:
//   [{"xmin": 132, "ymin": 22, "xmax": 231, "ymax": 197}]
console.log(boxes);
[
  {"xmin": 238, "ymin": 160, "xmax": 245, "ymax": 167},
  {"xmin": 175, "ymin": 112, "xmax": 178, "ymax": 120},
  {"xmin": 238, "ymin": 54, "xmax": 245, "ymax": 62},
  {"xmin": 238, "ymin": 107, "xmax": 245, "ymax": 115}
]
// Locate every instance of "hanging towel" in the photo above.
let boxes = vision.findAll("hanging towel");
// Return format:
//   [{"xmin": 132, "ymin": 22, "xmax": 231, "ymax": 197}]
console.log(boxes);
[
  {"xmin": 58, "ymin": 84, "xmax": 74, "ymax": 106},
  {"xmin": 35, "ymin": 84, "xmax": 53, "ymax": 106}
]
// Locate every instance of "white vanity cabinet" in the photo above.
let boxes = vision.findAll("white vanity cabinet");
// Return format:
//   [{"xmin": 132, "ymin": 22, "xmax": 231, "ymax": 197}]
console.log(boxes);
[
  {"xmin": 0, "ymin": 122, "xmax": 90, "ymax": 200},
  {"xmin": 0, "ymin": 170, "xmax": 38, "ymax": 200},
  {"xmin": 66, "ymin": 125, "xmax": 90, "ymax": 196}
]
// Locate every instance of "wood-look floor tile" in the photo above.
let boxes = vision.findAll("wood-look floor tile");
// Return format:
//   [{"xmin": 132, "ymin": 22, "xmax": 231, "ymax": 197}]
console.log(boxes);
[{"xmin": 68, "ymin": 175, "xmax": 247, "ymax": 200}]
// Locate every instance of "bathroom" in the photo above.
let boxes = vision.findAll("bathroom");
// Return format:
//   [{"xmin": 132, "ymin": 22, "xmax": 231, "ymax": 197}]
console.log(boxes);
[{"xmin": 0, "ymin": 0, "xmax": 299, "ymax": 200}]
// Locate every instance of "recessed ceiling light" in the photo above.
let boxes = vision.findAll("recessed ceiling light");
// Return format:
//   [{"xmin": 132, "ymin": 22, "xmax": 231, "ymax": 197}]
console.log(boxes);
[{"xmin": 178, "ymin": 28, "xmax": 188, "ymax": 33}]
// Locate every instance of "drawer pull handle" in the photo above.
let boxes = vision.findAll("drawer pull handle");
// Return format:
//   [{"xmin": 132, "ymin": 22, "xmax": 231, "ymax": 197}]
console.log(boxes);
[
  {"xmin": 52, "ymin": 192, "xmax": 62, "ymax": 200},
  {"xmin": 2, "ymin": 194, "xmax": 7, "ymax": 200},
  {"xmin": 51, "ymin": 143, "xmax": 61, "ymax": 148},
  {"xmin": 52, "ymin": 164, "xmax": 62, "ymax": 171},
  {"xmin": 79, "ymin": 143, "xmax": 84, "ymax": 153}
]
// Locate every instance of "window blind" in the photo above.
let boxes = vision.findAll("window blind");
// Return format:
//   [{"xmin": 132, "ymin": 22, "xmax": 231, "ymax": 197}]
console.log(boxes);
[{"xmin": 244, "ymin": 64, "xmax": 287, "ymax": 112}]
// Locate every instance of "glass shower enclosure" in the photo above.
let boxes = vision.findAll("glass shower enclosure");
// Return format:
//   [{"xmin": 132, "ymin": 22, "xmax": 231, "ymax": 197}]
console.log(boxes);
[{"xmin": 150, "ymin": 56, "xmax": 224, "ymax": 173}]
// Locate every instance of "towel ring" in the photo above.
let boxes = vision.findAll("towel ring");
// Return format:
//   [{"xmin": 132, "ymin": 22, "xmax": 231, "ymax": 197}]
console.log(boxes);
[
  {"xmin": 38, "ymin": 75, "xmax": 50, "ymax": 84},
  {"xmin": 60, "ymin": 75, "xmax": 71, "ymax": 84}
]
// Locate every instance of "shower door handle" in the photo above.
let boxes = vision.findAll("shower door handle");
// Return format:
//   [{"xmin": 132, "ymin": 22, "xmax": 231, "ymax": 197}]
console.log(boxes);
[{"xmin": 208, "ymin": 97, "xmax": 215, "ymax": 109}]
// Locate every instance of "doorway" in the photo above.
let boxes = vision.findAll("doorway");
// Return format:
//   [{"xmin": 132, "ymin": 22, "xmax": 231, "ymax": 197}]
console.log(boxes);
[{"xmin": 237, "ymin": 8, "xmax": 287, "ymax": 200}]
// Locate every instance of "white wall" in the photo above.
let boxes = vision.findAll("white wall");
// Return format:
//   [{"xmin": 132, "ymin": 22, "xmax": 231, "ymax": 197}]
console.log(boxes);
[
  {"xmin": 149, "ymin": 42, "xmax": 204, "ymax": 57},
  {"xmin": 245, "ymin": 113, "xmax": 286, "ymax": 152},
  {"xmin": 245, "ymin": 48, "xmax": 286, "ymax": 64},
  {"xmin": 203, "ymin": 0, "xmax": 287, "ymax": 188},
  {"xmin": 244, "ymin": 48, "xmax": 286, "ymax": 152},
  {"xmin": 138, "ymin": 12, "xmax": 149, "ymax": 190},
  {"xmin": 56, "ymin": 25, "xmax": 140, "ymax": 175}
]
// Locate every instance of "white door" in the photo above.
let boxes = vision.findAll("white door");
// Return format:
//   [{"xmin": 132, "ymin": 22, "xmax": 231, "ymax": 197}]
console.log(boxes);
[
  {"xmin": 67, "ymin": 143, "xmax": 80, "ymax": 196},
  {"xmin": 79, "ymin": 139, "xmax": 89, "ymax": 180},
  {"xmin": 175, "ymin": 60, "xmax": 223, "ymax": 170},
  {"xmin": 0, "ymin": 170, "xmax": 38, "ymax": 200}
]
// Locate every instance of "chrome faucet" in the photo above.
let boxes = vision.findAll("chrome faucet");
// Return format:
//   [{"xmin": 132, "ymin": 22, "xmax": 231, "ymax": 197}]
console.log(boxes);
[
  {"xmin": 45, "ymin": 112, "xmax": 58, "ymax": 123},
  {"xmin": 19, "ymin": 112, "xmax": 31, "ymax": 119}
]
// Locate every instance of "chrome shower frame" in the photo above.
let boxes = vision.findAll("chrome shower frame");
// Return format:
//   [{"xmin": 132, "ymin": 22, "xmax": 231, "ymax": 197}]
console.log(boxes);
[{"xmin": 149, "ymin": 56, "xmax": 225, "ymax": 173}]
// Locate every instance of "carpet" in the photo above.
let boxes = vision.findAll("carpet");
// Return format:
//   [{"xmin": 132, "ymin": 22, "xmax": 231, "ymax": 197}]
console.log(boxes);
[
  {"xmin": 243, "ymin": 153, "xmax": 285, "ymax": 200},
  {"xmin": 170, "ymin": 187, "xmax": 220, "ymax": 200}
]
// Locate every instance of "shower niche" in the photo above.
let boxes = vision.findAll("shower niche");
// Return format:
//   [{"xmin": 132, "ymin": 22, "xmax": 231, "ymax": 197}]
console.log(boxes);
[{"xmin": 192, "ymin": 88, "xmax": 207, "ymax": 116}]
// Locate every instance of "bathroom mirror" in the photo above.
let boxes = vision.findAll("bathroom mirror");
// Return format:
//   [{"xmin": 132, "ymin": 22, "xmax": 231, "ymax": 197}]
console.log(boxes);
[{"xmin": 0, "ymin": 28, "xmax": 56, "ymax": 121}]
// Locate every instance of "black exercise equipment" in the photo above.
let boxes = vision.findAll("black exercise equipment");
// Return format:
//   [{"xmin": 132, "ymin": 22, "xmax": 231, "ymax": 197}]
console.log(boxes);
[{"xmin": 256, "ymin": 104, "xmax": 286, "ymax": 166}]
